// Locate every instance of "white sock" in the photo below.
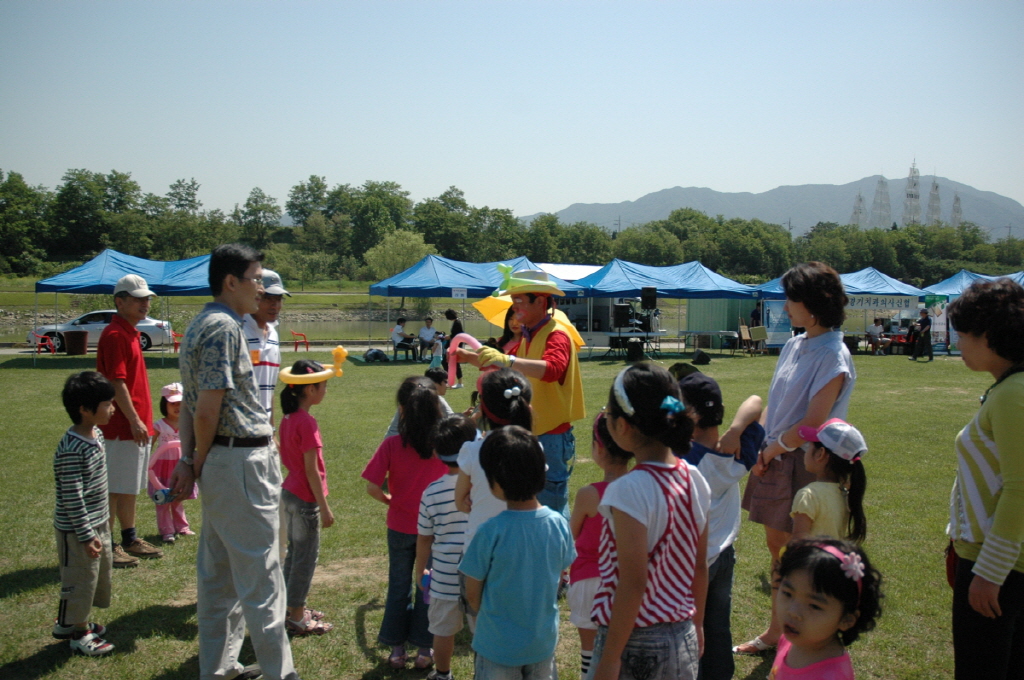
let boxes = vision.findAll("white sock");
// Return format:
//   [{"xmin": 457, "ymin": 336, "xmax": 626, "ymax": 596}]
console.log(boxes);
[{"xmin": 581, "ymin": 649, "xmax": 593, "ymax": 677}]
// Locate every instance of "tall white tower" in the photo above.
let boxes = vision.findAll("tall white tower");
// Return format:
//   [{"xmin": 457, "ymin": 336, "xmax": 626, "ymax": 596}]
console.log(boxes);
[
  {"xmin": 850, "ymin": 192, "xmax": 865, "ymax": 227},
  {"xmin": 902, "ymin": 162, "xmax": 921, "ymax": 226},
  {"xmin": 926, "ymin": 177, "xmax": 942, "ymax": 224},
  {"xmin": 870, "ymin": 176, "xmax": 892, "ymax": 228},
  {"xmin": 951, "ymin": 192, "xmax": 963, "ymax": 227}
]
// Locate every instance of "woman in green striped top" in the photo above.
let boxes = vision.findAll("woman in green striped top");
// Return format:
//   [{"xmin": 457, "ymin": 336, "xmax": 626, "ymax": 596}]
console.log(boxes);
[{"xmin": 946, "ymin": 278, "xmax": 1024, "ymax": 680}]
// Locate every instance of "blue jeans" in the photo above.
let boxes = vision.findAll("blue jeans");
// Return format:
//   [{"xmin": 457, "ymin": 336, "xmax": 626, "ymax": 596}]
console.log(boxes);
[
  {"xmin": 475, "ymin": 652, "xmax": 557, "ymax": 680},
  {"xmin": 537, "ymin": 429, "xmax": 575, "ymax": 518},
  {"xmin": 587, "ymin": 620, "xmax": 699, "ymax": 680},
  {"xmin": 378, "ymin": 528, "xmax": 432, "ymax": 648},
  {"xmin": 281, "ymin": 489, "xmax": 320, "ymax": 610},
  {"xmin": 699, "ymin": 545, "xmax": 735, "ymax": 680}
]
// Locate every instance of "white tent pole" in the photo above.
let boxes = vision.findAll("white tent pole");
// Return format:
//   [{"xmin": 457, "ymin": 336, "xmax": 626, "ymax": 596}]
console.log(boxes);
[{"xmin": 32, "ymin": 293, "xmax": 39, "ymax": 366}]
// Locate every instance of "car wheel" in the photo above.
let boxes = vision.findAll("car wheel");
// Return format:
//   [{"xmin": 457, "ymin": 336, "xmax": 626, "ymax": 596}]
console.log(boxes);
[
  {"xmin": 48, "ymin": 333, "xmax": 64, "ymax": 352},
  {"xmin": 139, "ymin": 333, "xmax": 152, "ymax": 351}
]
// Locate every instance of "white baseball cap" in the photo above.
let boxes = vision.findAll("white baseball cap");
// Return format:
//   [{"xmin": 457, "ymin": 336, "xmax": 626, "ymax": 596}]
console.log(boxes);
[
  {"xmin": 114, "ymin": 274, "xmax": 156, "ymax": 298},
  {"xmin": 798, "ymin": 418, "xmax": 867, "ymax": 462},
  {"xmin": 261, "ymin": 269, "xmax": 290, "ymax": 296}
]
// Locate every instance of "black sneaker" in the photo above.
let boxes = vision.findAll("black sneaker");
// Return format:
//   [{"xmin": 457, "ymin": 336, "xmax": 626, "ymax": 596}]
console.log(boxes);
[{"xmin": 237, "ymin": 664, "xmax": 263, "ymax": 679}]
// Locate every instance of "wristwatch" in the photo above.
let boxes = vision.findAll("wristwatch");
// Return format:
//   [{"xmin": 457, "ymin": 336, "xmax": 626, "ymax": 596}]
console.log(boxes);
[{"xmin": 181, "ymin": 455, "xmax": 195, "ymax": 465}]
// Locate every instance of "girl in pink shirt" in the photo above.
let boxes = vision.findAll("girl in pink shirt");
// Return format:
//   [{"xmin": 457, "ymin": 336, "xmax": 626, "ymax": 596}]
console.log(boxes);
[
  {"xmin": 567, "ymin": 412, "xmax": 632, "ymax": 678},
  {"xmin": 771, "ymin": 538, "xmax": 883, "ymax": 680},
  {"xmin": 362, "ymin": 376, "xmax": 447, "ymax": 670},
  {"xmin": 279, "ymin": 360, "xmax": 335, "ymax": 636},
  {"xmin": 148, "ymin": 383, "xmax": 196, "ymax": 543}
]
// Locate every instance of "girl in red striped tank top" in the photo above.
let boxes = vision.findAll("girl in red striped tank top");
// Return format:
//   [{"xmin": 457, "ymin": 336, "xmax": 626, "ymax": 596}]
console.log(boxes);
[{"xmin": 589, "ymin": 363, "xmax": 712, "ymax": 680}]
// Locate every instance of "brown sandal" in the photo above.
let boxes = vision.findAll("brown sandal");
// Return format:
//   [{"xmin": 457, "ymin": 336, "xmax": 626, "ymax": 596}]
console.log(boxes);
[{"xmin": 287, "ymin": 612, "xmax": 334, "ymax": 636}]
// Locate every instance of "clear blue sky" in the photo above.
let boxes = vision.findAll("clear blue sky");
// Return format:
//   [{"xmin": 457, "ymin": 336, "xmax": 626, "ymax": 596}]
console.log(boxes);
[{"xmin": 2, "ymin": 1, "xmax": 1021, "ymax": 218}]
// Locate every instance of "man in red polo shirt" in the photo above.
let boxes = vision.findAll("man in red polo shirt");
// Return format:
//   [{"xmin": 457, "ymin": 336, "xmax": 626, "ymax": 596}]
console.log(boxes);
[{"xmin": 97, "ymin": 274, "xmax": 163, "ymax": 567}]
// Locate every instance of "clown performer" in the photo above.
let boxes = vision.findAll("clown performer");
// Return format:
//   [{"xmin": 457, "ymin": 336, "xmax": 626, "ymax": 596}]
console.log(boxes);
[{"xmin": 456, "ymin": 267, "xmax": 585, "ymax": 517}]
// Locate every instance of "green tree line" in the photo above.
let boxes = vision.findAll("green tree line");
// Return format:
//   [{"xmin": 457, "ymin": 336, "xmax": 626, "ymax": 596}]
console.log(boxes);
[{"xmin": 2, "ymin": 168, "xmax": 1022, "ymax": 287}]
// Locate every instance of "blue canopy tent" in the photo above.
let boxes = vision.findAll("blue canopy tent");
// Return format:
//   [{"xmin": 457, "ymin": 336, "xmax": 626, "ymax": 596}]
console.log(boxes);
[
  {"xmin": 572, "ymin": 259, "xmax": 756, "ymax": 299},
  {"xmin": 571, "ymin": 259, "xmax": 758, "ymax": 352},
  {"xmin": 755, "ymin": 267, "xmax": 927, "ymax": 348},
  {"xmin": 922, "ymin": 269, "xmax": 1024, "ymax": 296},
  {"xmin": 755, "ymin": 267, "xmax": 926, "ymax": 300},
  {"xmin": 368, "ymin": 255, "xmax": 584, "ymax": 347},
  {"xmin": 36, "ymin": 249, "xmax": 211, "ymax": 295},
  {"xmin": 922, "ymin": 269, "xmax": 998, "ymax": 297},
  {"xmin": 32, "ymin": 249, "xmax": 213, "ymax": 364},
  {"xmin": 841, "ymin": 267, "xmax": 927, "ymax": 297},
  {"xmin": 369, "ymin": 255, "xmax": 582, "ymax": 298}
]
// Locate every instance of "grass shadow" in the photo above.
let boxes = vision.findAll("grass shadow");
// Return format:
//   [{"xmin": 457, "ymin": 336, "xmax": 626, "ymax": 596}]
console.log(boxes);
[
  {"xmin": 104, "ymin": 602, "xmax": 198, "ymax": 652},
  {"xmin": 147, "ymin": 637, "xmax": 257, "ymax": 680},
  {"xmin": 0, "ymin": 604, "xmax": 198, "ymax": 680},
  {"xmin": 0, "ymin": 565, "xmax": 59, "ymax": 599},
  {"xmin": 353, "ymin": 598, "xmax": 385, "ymax": 663},
  {"xmin": 738, "ymin": 653, "xmax": 774, "ymax": 680},
  {"xmin": 0, "ymin": 639, "xmax": 75, "ymax": 680},
  {"xmin": 0, "ymin": 355, "xmax": 180, "ymax": 370}
]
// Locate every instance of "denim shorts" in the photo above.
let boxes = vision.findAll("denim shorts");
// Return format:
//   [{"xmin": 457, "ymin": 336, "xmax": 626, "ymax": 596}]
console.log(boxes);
[
  {"xmin": 474, "ymin": 652, "xmax": 556, "ymax": 680},
  {"xmin": 587, "ymin": 620, "xmax": 699, "ymax": 680}
]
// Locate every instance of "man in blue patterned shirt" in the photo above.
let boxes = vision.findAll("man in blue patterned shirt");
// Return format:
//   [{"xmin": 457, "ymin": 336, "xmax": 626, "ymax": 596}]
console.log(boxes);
[{"xmin": 171, "ymin": 244, "xmax": 297, "ymax": 680}]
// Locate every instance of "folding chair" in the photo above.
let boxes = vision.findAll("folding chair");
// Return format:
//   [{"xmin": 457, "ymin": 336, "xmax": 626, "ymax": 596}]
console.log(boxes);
[
  {"xmin": 749, "ymin": 326, "xmax": 769, "ymax": 355},
  {"xmin": 739, "ymin": 325, "xmax": 754, "ymax": 354}
]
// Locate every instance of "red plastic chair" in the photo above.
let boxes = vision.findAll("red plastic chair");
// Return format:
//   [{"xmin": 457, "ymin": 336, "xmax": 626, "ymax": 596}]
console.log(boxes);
[
  {"xmin": 32, "ymin": 332, "xmax": 56, "ymax": 355},
  {"xmin": 172, "ymin": 331, "xmax": 184, "ymax": 353},
  {"xmin": 290, "ymin": 330, "xmax": 309, "ymax": 352}
]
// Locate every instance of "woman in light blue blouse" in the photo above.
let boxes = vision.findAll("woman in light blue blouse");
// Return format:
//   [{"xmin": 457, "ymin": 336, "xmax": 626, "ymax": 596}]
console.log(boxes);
[{"xmin": 734, "ymin": 262, "xmax": 857, "ymax": 656}]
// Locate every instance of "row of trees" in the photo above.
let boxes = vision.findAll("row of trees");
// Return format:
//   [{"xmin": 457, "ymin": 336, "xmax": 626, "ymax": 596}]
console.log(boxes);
[{"xmin": 2, "ymin": 168, "xmax": 1022, "ymax": 287}]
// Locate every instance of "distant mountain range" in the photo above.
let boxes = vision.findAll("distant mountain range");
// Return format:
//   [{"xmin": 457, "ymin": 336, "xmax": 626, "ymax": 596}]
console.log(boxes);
[{"xmin": 526, "ymin": 175, "xmax": 1024, "ymax": 238}]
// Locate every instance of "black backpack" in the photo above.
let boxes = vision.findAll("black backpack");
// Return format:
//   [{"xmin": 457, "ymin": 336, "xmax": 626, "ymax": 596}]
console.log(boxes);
[{"xmin": 364, "ymin": 348, "xmax": 390, "ymax": 363}]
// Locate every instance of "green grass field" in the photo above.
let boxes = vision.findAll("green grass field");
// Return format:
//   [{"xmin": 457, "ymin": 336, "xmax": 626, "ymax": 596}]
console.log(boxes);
[{"xmin": 0, "ymin": 348, "xmax": 970, "ymax": 679}]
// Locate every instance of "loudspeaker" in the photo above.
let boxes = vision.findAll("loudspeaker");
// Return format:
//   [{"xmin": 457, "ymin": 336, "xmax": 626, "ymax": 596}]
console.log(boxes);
[
  {"xmin": 626, "ymin": 338, "xmax": 644, "ymax": 362},
  {"xmin": 613, "ymin": 304, "xmax": 631, "ymax": 328},
  {"xmin": 692, "ymin": 349, "xmax": 711, "ymax": 365},
  {"xmin": 641, "ymin": 287, "xmax": 657, "ymax": 310}
]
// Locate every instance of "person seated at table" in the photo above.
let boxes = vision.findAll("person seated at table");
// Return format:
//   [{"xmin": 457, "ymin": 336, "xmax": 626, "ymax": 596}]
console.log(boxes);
[
  {"xmin": 392, "ymin": 318, "xmax": 418, "ymax": 360},
  {"xmin": 866, "ymin": 318, "xmax": 891, "ymax": 356},
  {"xmin": 417, "ymin": 317, "xmax": 442, "ymax": 361}
]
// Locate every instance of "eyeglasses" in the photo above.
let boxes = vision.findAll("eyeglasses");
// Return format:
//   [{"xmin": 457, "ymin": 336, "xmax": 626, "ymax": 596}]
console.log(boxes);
[{"xmin": 239, "ymin": 274, "xmax": 264, "ymax": 287}]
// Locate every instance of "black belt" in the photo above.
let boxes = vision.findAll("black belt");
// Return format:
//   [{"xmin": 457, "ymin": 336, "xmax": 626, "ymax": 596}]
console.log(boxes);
[{"xmin": 212, "ymin": 435, "xmax": 271, "ymax": 448}]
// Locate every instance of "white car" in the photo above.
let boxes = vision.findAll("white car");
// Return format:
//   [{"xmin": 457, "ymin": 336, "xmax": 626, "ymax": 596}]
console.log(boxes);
[{"xmin": 28, "ymin": 310, "xmax": 173, "ymax": 352}]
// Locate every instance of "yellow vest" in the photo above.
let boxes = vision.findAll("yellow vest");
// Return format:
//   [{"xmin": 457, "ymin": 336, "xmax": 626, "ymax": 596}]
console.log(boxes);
[{"xmin": 514, "ymin": 317, "xmax": 585, "ymax": 435}]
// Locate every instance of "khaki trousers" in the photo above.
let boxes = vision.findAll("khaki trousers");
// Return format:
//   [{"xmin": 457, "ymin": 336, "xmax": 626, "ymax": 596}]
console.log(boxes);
[{"xmin": 196, "ymin": 443, "xmax": 297, "ymax": 680}]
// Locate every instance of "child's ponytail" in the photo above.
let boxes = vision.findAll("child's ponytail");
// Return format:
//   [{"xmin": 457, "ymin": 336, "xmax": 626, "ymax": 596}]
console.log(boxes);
[
  {"xmin": 479, "ymin": 368, "xmax": 533, "ymax": 431},
  {"xmin": 846, "ymin": 459, "xmax": 867, "ymax": 543},
  {"xmin": 397, "ymin": 376, "xmax": 442, "ymax": 459},
  {"xmin": 824, "ymin": 452, "xmax": 867, "ymax": 543},
  {"xmin": 280, "ymin": 360, "xmax": 324, "ymax": 415}
]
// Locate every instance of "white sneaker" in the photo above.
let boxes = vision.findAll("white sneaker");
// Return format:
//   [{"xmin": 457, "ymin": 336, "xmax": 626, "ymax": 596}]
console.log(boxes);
[{"xmin": 70, "ymin": 631, "xmax": 114, "ymax": 656}]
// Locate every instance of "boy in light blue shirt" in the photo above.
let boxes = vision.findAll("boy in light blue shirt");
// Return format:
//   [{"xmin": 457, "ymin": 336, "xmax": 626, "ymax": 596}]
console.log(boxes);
[{"xmin": 460, "ymin": 425, "xmax": 575, "ymax": 680}]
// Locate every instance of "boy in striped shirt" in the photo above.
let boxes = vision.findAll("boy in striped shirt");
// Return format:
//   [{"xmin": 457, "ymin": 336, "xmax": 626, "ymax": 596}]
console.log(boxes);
[
  {"xmin": 415, "ymin": 414, "xmax": 477, "ymax": 680},
  {"xmin": 53, "ymin": 371, "xmax": 117, "ymax": 656}
]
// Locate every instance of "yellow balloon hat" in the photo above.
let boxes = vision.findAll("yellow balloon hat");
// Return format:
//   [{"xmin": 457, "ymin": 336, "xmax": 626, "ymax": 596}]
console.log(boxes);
[{"xmin": 279, "ymin": 346, "xmax": 349, "ymax": 384}]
